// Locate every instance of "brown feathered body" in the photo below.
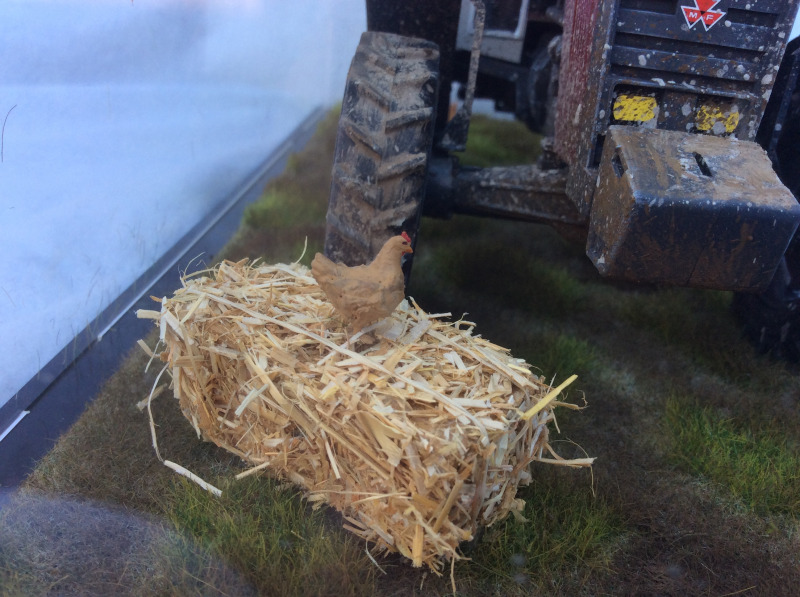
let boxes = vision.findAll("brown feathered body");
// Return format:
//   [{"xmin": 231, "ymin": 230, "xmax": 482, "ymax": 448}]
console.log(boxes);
[{"xmin": 311, "ymin": 236, "xmax": 412, "ymax": 331}]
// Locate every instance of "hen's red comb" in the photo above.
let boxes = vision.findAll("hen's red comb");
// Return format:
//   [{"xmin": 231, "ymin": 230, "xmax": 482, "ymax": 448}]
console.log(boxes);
[{"xmin": 401, "ymin": 231, "xmax": 412, "ymax": 243}]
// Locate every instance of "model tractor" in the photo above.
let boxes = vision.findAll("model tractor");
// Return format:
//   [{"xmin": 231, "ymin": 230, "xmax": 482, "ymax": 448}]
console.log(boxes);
[{"xmin": 322, "ymin": 0, "xmax": 800, "ymax": 359}]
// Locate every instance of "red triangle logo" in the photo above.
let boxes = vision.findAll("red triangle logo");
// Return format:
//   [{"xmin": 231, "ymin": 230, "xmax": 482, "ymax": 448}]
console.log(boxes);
[
  {"xmin": 701, "ymin": 10, "xmax": 725, "ymax": 30},
  {"xmin": 682, "ymin": 5, "xmax": 703, "ymax": 26},
  {"xmin": 681, "ymin": 0, "xmax": 726, "ymax": 31},
  {"xmin": 696, "ymin": 0, "xmax": 719, "ymax": 10}
]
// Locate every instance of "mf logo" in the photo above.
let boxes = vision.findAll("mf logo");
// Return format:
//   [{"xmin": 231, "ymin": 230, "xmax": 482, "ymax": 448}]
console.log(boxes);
[{"xmin": 681, "ymin": 0, "xmax": 726, "ymax": 31}]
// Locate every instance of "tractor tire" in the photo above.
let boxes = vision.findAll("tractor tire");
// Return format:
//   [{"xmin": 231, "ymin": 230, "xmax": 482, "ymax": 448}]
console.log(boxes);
[
  {"xmin": 735, "ymin": 38, "xmax": 800, "ymax": 364},
  {"xmin": 323, "ymin": 31, "xmax": 440, "ymax": 267},
  {"xmin": 733, "ymin": 257, "xmax": 800, "ymax": 363}
]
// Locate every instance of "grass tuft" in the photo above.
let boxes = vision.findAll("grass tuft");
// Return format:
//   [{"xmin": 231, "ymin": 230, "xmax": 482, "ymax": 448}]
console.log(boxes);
[
  {"xmin": 532, "ymin": 333, "xmax": 598, "ymax": 383},
  {"xmin": 665, "ymin": 396, "xmax": 800, "ymax": 516},
  {"xmin": 614, "ymin": 288, "xmax": 773, "ymax": 385},
  {"xmin": 425, "ymin": 232, "xmax": 587, "ymax": 320},
  {"xmin": 162, "ymin": 476, "xmax": 376, "ymax": 597},
  {"xmin": 455, "ymin": 115, "xmax": 542, "ymax": 167},
  {"xmin": 243, "ymin": 188, "xmax": 326, "ymax": 231},
  {"xmin": 457, "ymin": 472, "xmax": 625, "ymax": 594}
]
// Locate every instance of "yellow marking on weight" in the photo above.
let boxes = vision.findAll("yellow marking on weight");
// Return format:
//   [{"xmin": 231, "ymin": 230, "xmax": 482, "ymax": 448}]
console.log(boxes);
[
  {"xmin": 695, "ymin": 104, "xmax": 739, "ymax": 133},
  {"xmin": 612, "ymin": 94, "xmax": 657, "ymax": 122}
]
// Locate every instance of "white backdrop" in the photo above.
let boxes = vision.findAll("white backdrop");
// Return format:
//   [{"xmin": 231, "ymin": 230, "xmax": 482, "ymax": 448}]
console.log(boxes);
[
  {"xmin": 0, "ymin": 0, "xmax": 366, "ymax": 409},
  {"xmin": 1, "ymin": 3, "xmax": 799, "ymax": 411}
]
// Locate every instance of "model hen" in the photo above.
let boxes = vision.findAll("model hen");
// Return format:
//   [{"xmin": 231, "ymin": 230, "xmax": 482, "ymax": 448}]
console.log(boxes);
[{"xmin": 311, "ymin": 232, "xmax": 413, "ymax": 331}]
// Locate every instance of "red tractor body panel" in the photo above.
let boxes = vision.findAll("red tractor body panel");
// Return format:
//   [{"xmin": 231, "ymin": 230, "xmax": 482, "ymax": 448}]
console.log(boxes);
[{"xmin": 555, "ymin": 0, "xmax": 604, "ymax": 164}]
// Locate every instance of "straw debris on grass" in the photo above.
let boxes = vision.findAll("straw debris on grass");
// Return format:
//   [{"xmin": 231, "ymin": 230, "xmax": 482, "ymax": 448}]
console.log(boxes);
[{"xmin": 137, "ymin": 257, "xmax": 593, "ymax": 573}]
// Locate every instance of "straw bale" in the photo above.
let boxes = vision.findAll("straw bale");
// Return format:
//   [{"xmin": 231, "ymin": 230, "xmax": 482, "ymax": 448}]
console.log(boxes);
[{"xmin": 138, "ymin": 258, "xmax": 592, "ymax": 572}]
